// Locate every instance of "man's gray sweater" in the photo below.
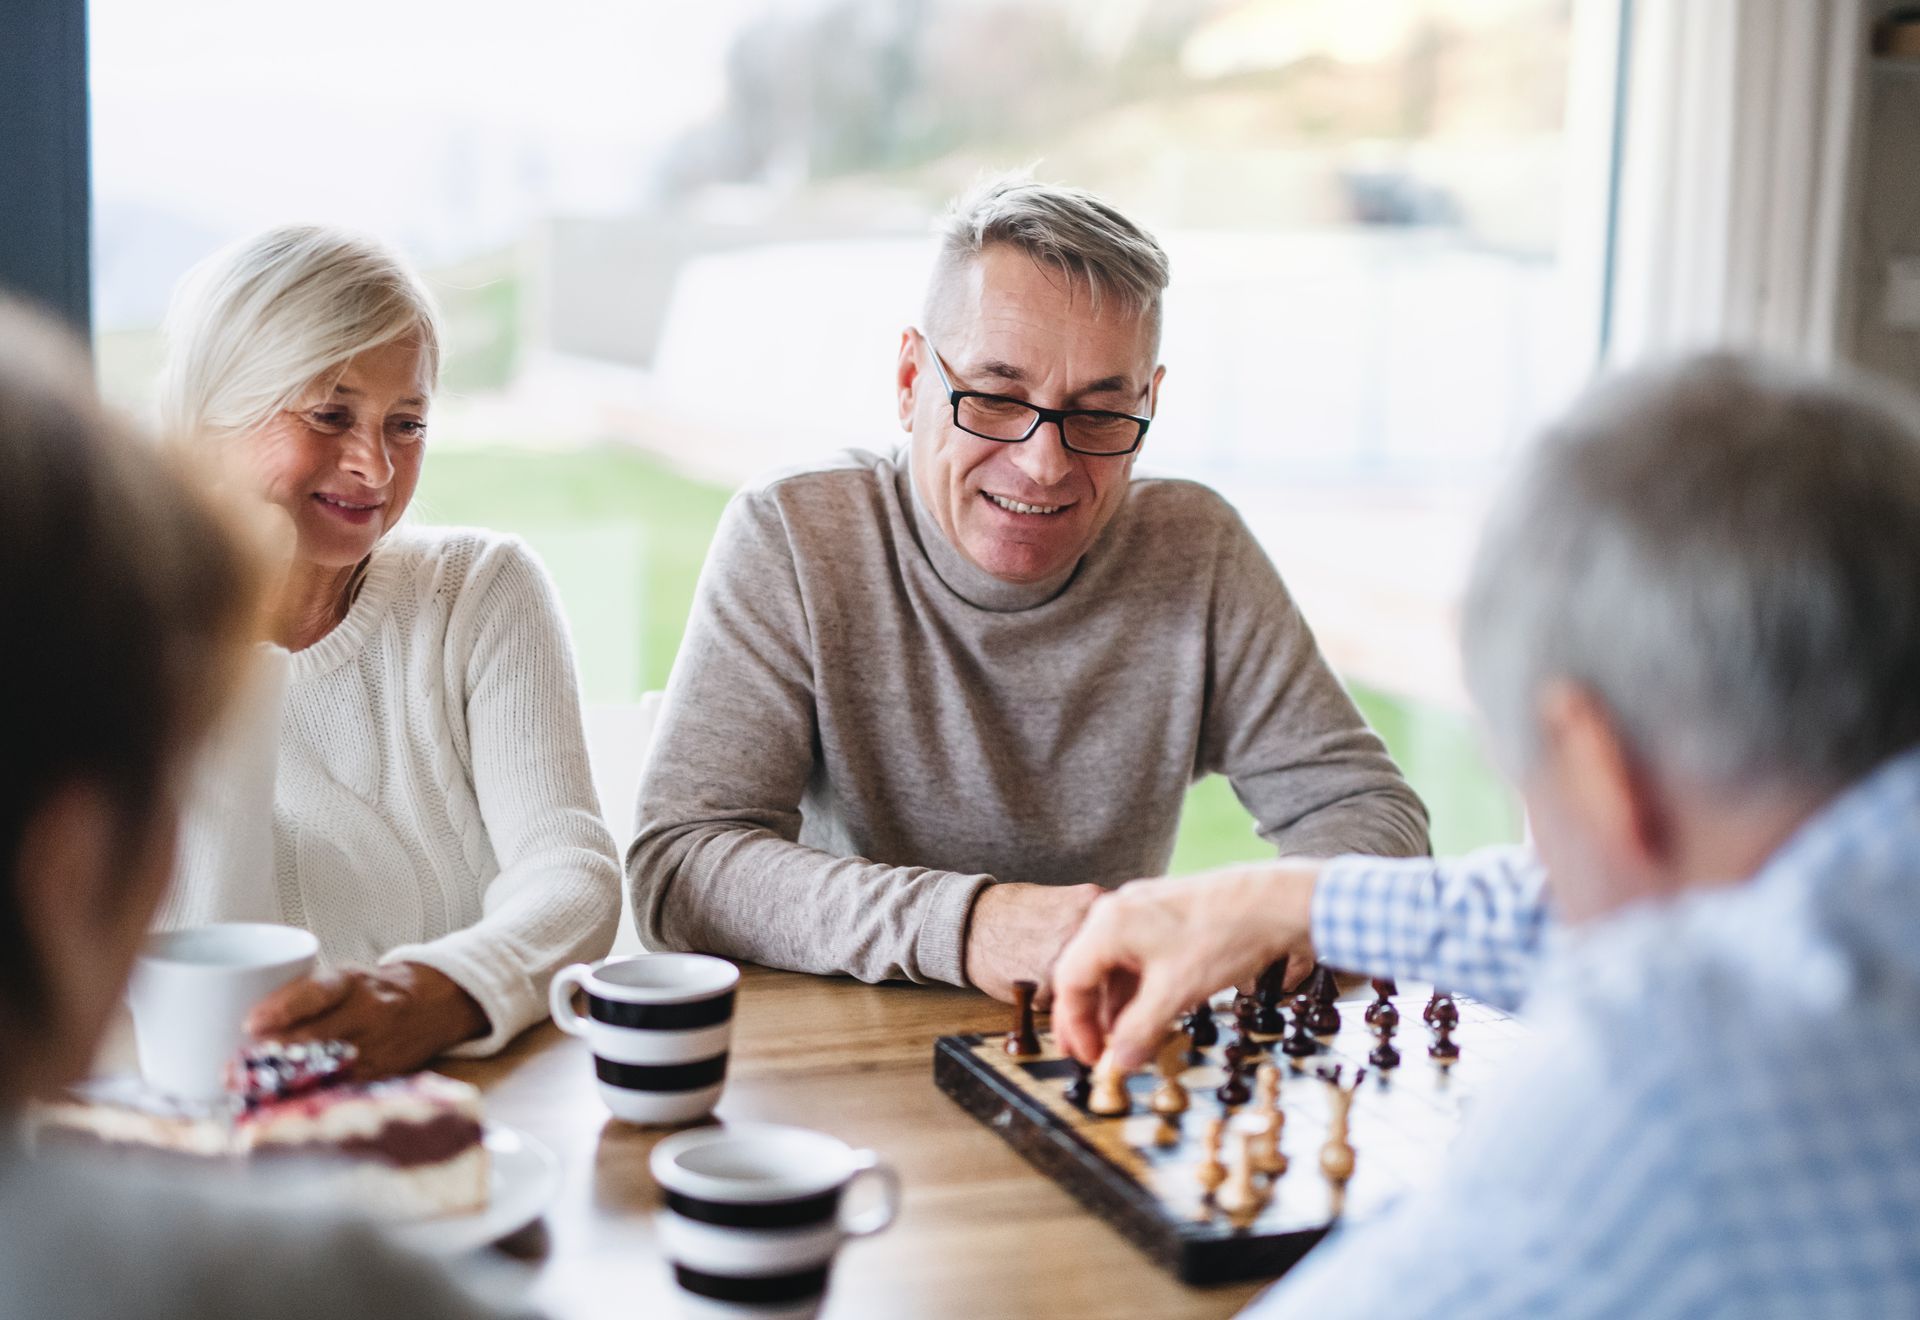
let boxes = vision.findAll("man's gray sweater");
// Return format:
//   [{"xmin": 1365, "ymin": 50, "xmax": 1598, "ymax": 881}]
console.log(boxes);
[{"xmin": 629, "ymin": 449, "xmax": 1430, "ymax": 986}]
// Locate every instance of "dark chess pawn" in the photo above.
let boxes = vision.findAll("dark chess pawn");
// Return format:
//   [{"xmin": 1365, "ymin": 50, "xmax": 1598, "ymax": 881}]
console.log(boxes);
[
  {"xmin": 1428, "ymin": 992, "xmax": 1460, "ymax": 1032},
  {"xmin": 1368, "ymin": 1020, "xmax": 1400, "ymax": 1071},
  {"xmin": 1304, "ymin": 965, "xmax": 1342, "ymax": 1036},
  {"xmin": 1004, "ymin": 979, "xmax": 1042, "ymax": 1058},
  {"xmin": 1215, "ymin": 1055, "xmax": 1253, "ymax": 1107},
  {"xmin": 1428, "ymin": 1020, "xmax": 1461, "ymax": 1066},
  {"xmin": 1185, "ymin": 999, "xmax": 1219, "ymax": 1050},
  {"xmin": 1281, "ymin": 998, "xmax": 1320, "ymax": 1058},
  {"xmin": 1064, "ymin": 1060, "xmax": 1093, "ymax": 1109},
  {"xmin": 1231, "ymin": 999, "xmax": 1267, "ymax": 1061},
  {"xmin": 1253, "ymin": 961, "xmax": 1291, "ymax": 1036},
  {"xmin": 1363, "ymin": 978, "xmax": 1399, "ymax": 1027}
]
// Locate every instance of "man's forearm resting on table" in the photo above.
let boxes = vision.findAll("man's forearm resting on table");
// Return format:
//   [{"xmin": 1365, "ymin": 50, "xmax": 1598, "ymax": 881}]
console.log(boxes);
[
  {"xmin": 630, "ymin": 823, "xmax": 993, "ymax": 986},
  {"xmin": 1310, "ymin": 845, "xmax": 1549, "ymax": 1011}
]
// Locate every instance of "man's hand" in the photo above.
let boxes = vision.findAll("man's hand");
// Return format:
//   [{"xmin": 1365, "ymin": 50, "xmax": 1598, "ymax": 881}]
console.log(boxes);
[
  {"xmin": 963, "ymin": 881, "xmax": 1104, "ymax": 1003},
  {"xmin": 1051, "ymin": 861, "xmax": 1323, "ymax": 1073},
  {"xmin": 245, "ymin": 963, "xmax": 489, "ymax": 1079}
]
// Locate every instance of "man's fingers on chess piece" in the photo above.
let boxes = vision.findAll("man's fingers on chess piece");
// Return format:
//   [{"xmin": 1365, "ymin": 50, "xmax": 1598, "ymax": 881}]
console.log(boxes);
[
  {"xmin": 1098, "ymin": 969, "xmax": 1193, "ymax": 1074},
  {"xmin": 1050, "ymin": 863, "xmax": 1322, "ymax": 1065}
]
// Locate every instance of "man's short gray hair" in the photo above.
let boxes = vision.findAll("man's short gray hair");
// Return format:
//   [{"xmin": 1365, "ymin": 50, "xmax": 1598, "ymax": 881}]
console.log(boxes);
[
  {"xmin": 924, "ymin": 172, "xmax": 1171, "ymax": 349},
  {"xmin": 1462, "ymin": 353, "xmax": 1920, "ymax": 793}
]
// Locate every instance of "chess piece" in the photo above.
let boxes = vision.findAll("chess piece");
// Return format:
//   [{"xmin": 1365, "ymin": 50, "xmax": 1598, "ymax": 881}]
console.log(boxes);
[
  {"xmin": 1215, "ymin": 1053, "xmax": 1253, "ymax": 1107},
  {"xmin": 1428, "ymin": 991, "xmax": 1460, "ymax": 1031},
  {"xmin": 1254, "ymin": 1060, "xmax": 1280, "ymax": 1112},
  {"xmin": 1252, "ymin": 961, "xmax": 1290, "ymax": 1036},
  {"xmin": 1363, "ymin": 977, "xmax": 1398, "ymax": 1027},
  {"xmin": 1251, "ymin": 1062, "xmax": 1287, "ymax": 1176},
  {"xmin": 1422, "ymin": 989, "xmax": 1443, "ymax": 1026},
  {"xmin": 1428, "ymin": 1019, "xmax": 1460, "ymax": 1066},
  {"xmin": 1152, "ymin": 1115, "xmax": 1181, "ymax": 1148},
  {"xmin": 1005, "ymin": 979, "xmax": 1042, "ymax": 1058},
  {"xmin": 1216, "ymin": 1130, "xmax": 1268, "ymax": 1220},
  {"xmin": 1304, "ymin": 965, "xmax": 1342, "ymax": 1035},
  {"xmin": 1196, "ymin": 1116, "xmax": 1227, "ymax": 1194},
  {"xmin": 1231, "ymin": 996, "xmax": 1266, "ymax": 1060},
  {"xmin": 1088, "ymin": 1062, "xmax": 1131, "ymax": 1116},
  {"xmin": 1150, "ymin": 1038, "xmax": 1191, "ymax": 1116},
  {"xmin": 1185, "ymin": 998, "xmax": 1219, "ymax": 1050},
  {"xmin": 1368, "ymin": 1018, "xmax": 1400, "ymax": 1071},
  {"xmin": 1281, "ymin": 996, "xmax": 1319, "ymax": 1058},
  {"xmin": 1318, "ymin": 1069, "xmax": 1363, "ymax": 1211},
  {"xmin": 1064, "ymin": 1060, "xmax": 1092, "ymax": 1109}
]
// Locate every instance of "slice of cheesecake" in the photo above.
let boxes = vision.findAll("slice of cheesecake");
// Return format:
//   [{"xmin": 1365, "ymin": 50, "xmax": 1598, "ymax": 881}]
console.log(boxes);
[{"xmin": 33, "ymin": 1042, "xmax": 489, "ymax": 1221}]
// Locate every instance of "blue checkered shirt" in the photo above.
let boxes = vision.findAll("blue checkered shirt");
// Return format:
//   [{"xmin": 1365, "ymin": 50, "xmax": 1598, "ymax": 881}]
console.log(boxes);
[{"xmin": 1248, "ymin": 747, "xmax": 1920, "ymax": 1318}]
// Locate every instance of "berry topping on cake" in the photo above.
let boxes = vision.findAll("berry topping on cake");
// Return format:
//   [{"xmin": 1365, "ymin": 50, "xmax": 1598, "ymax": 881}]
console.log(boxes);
[{"xmin": 229, "ymin": 1040, "xmax": 358, "ymax": 1110}]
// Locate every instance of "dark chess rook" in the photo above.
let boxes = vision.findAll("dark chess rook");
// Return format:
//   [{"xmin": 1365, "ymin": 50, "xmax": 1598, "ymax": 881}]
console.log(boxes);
[{"xmin": 933, "ymin": 977, "xmax": 1528, "ymax": 1285}]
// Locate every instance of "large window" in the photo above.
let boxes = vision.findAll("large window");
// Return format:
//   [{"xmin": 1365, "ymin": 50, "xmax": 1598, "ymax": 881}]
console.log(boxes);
[{"xmin": 93, "ymin": 0, "xmax": 1619, "ymax": 859}]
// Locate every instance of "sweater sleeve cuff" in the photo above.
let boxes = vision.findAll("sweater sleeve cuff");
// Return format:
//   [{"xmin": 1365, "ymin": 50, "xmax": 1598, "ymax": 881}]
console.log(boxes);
[
  {"xmin": 382, "ymin": 934, "xmax": 540, "ymax": 1058},
  {"xmin": 914, "ymin": 871, "xmax": 994, "ymax": 987},
  {"xmin": 1309, "ymin": 854, "xmax": 1439, "ymax": 980}
]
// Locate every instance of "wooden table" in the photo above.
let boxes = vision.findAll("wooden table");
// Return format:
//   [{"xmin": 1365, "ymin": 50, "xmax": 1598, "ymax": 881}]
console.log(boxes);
[{"xmin": 444, "ymin": 966, "xmax": 1267, "ymax": 1319}]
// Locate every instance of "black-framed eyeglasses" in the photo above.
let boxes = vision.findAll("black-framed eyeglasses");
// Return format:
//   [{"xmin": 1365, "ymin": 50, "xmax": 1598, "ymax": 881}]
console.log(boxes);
[{"xmin": 921, "ymin": 335, "xmax": 1152, "ymax": 457}]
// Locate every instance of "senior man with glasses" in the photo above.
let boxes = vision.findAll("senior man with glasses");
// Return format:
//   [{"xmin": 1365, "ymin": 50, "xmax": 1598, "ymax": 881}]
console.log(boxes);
[{"xmin": 629, "ymin": 174, "xmax": 1429, "ymax": 998}]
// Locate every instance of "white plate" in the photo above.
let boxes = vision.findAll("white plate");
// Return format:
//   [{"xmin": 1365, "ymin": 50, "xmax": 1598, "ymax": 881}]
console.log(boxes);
[{"xmin": 392, "ymin": 1122, "xmax": 561, "ymax": 1255}]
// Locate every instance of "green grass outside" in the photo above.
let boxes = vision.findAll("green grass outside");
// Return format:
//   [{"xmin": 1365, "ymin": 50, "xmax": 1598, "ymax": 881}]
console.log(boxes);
[{"xmin": 417, "ymin": 445, "xmax": 1522, "ymax": 869}]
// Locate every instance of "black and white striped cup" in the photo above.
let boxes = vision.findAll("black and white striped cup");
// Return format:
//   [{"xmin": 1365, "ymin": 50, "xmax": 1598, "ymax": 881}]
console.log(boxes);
[
  {"xmin": 548, "ymin": 953, "xmax": 738, "ymax": 1125},
  {"xmin": 651, "ymin": 1124, "xmax": 902, "ymax": 1320}
]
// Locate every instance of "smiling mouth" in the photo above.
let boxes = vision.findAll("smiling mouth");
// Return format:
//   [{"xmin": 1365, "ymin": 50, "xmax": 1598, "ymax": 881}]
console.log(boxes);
[
  {"xmin": 313, "ymin": 493, "xmax": 382, "ymax": 513},
  {"xmin": 983, "ymin": 492, "xmax": 1069, "ymax": 516}
]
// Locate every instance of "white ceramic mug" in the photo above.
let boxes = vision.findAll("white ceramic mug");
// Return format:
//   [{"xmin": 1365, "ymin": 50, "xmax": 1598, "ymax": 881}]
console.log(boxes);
[
  {"xmin": 651, "ymin": 1124, "xmax": 902, "ymax": 1320},
  {"xmin": 549, "ymin": 953, "xmax": 739, "ymax": 1125},
  {"xmin": 127, "ymin": 923, "xmax": 319, "ymax": 1102}
]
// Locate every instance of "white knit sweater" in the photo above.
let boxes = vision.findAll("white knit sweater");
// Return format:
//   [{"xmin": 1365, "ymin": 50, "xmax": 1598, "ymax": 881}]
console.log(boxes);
[{"xmin": 161, "ymin": 526, "xmax": 621, "ymax": 1056}]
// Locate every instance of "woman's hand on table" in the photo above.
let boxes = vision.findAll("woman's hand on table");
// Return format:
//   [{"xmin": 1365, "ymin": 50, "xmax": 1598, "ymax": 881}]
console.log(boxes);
[
  {"xmin": 245, "ymin": 963, "xmax": 489, "ymax": 1078},
  {"xmin": 1049, "ymin": 861, "xmax": 1322, "ymax": 1074}
]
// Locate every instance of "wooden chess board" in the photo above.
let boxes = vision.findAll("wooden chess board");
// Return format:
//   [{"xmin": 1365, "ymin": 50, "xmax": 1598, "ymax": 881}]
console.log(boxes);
[{"xmin": 933, "ymin": 982, "xmax": 1528, "ymax": 1285}]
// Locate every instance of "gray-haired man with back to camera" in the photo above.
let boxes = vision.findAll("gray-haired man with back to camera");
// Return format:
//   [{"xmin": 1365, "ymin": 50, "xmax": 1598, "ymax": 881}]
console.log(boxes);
[
  {"xmin": 629, "ymin": 174, "xmax": 1429, "ymax": 999},
  {"xmin": 1053, "ymin": 356, "xmax": 1920, "ymax": 1316}
]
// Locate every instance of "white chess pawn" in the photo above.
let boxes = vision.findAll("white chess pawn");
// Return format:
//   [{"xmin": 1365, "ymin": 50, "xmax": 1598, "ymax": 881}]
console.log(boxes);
[
  {"xmin": 1216, "ymin": 1130, "xmax": 1267, "ymax": 1220},
  {"xmin": 1088, "ymin": 1062, "xmax": 1130, "ymax": 1117},
  {"xmin": 1150, "ymin": 1037, "xmax": 1191, "ymax": 1116},
  {"xmin": 1252, "ymin": 1061, "xmax": 1287, "ymax": 1176},
  {"xmin": 1196, "ymin": 1116, "xmax": 1227, "ymax": 1194}
]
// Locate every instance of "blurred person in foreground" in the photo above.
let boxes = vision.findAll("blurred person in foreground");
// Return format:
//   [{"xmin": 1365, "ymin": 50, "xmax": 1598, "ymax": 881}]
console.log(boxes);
[
  {"xmin": 1052, "ymin": 354, "xmax": 1920, "ymax": 1316},
  {"xmin": 157, "ymin": 226, "xmax": 619, "ymax": 1077},
  {"xmin": 631, "ymin": 173, "xmax": 1428, "ymax": 999},
  {"xmin": 0, "ymin": 301, "xmax": 526, "ymax": 1318}
]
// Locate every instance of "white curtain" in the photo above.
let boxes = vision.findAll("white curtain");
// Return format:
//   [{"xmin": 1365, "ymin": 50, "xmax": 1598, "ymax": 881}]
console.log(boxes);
[{"xmin": 1606, "ymin": 0, "xmax": 1868, "ymax": 366}]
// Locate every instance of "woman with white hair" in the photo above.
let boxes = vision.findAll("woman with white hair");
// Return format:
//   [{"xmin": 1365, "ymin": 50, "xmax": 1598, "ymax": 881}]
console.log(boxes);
[{"xmin": 159, "ymin": 225, "xmax": 620, "ymax": 1075}]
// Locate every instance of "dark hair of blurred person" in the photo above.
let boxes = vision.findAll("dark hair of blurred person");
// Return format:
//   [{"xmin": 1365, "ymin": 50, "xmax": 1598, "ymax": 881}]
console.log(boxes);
[{"xmin": 0, "ymin": 299, "xmax": 259, "ymax": 1105}]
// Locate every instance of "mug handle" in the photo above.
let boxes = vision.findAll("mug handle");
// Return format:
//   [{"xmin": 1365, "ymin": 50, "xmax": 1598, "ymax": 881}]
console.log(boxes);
[
  {"xmin": 548, "ymin": 964, "xmax": 593, "ymax": 1038},
  {"xmin": 839, "ymin": 1150, "xmax": 903, "ymax": 1239}
]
